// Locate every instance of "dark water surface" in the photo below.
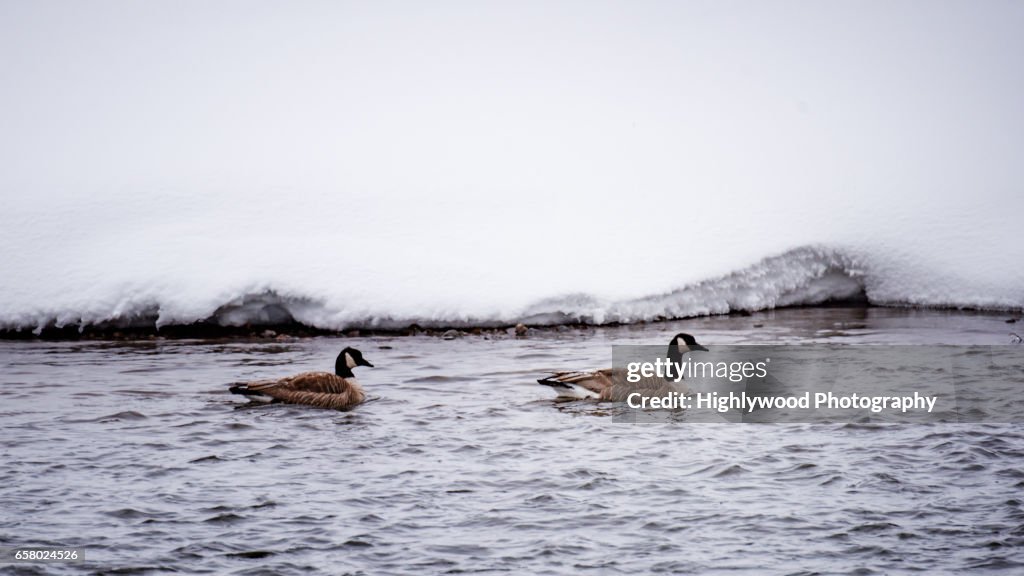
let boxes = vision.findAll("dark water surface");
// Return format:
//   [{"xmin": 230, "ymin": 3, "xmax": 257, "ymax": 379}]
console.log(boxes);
[{"xmin": 2, "ymin": 308, "xmax": 1023, "ymax": 574}]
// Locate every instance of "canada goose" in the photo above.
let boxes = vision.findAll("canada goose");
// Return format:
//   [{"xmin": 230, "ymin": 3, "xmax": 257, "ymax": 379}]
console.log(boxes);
[
  {"xmin": 229, "ymin": 347, "xmax": 374, "ymax": 411},
  {"xmin": 537, "ymin": 333, "xmax": 708, "ymax": 401}
]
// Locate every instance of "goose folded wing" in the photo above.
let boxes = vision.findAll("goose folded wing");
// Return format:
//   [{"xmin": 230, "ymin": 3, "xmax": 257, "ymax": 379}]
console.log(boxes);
[
  {"xmin": 248, "ymin": 372, "xmax": 353, "ymax": 394},
  {"xmin": 549, "ymin": 369, "xmax": 619, "ymax": 395},
  {"xmin": 247, "ymin": 372, "xmax": 365, "ymax": 409}
]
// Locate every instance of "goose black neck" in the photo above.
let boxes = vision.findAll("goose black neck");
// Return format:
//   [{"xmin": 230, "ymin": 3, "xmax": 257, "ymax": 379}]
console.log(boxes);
[
  {"xmin": 335, "ymin": 355, "xmax": 355, "ymax": 378},
  {"xmin": 668, "ymin": 345, "xmax": 683, "ymax": 366}
]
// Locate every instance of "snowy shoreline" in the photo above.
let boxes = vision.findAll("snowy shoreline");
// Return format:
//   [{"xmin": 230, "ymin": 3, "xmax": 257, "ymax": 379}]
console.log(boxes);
[
  {"xmin": 3, "ymin": 245, "xmax": 1021, "ymax": 340},
  {"xmin": 3, "ymin": 301, "xmax": 1019, "ymax": 341}
]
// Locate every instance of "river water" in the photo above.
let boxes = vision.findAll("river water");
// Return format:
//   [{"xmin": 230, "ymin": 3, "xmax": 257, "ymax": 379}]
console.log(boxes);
[{"xmin": 2, "ymin": 308, "xmax": 1023, "ymax": 574}]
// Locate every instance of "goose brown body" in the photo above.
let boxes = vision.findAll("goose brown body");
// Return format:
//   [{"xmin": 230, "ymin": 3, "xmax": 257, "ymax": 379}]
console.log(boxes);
[
  {"xmin": 240, "ymin": 372, "xmax": 366, "ymax": 410},
  {"xmin": 229, "ymin": 346, "xmax": 374, "ymax": 411},
  {"xmin": 538, "ymin": 368, "xmax": 681, "ymax": 401},
  {"xmin": 537, "ymin": 333, "xmax": 708, "ymax": 401}
]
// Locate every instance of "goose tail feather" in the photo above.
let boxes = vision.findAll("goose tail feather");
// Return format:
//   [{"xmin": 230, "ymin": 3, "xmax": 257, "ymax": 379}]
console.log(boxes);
[
  {"xmin": 537, "ymin": 377, "xmax": 573, "ymax": 389},
  {"xmin": 228, "ymin": 383, "xmax": 266, "ymax": 396}
]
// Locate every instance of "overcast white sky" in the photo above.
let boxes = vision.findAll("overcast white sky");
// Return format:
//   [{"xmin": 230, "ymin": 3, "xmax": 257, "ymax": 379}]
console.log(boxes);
[{"xmin": 5, "ymin": 0, "xmax": 1022, "ymax": 205}]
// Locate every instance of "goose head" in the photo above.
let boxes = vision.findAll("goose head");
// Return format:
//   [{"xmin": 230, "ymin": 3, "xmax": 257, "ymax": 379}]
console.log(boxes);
[
  {"xmin": 335, "ymin": 347, "xmax": 374, "ymax": 377},
  {"xmin": 667, "ymin": 332, "xmax": 708, "ymax": 364}
]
